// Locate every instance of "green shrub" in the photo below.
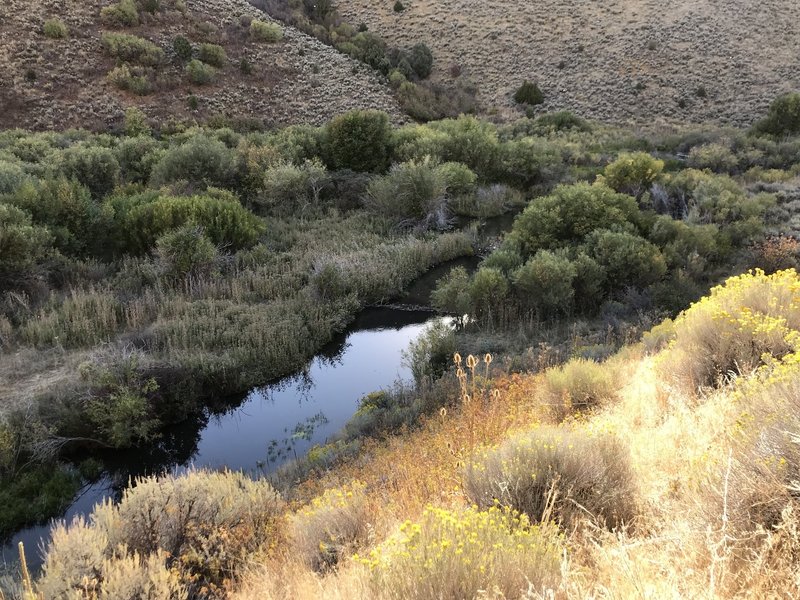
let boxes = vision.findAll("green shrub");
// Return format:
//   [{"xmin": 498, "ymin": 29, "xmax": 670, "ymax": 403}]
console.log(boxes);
[
  {"xmin": 186, "ymin": 58, "xmax": 216, "ymax": 84},
  {"xmin": 513, "ymin": 80, "xmax": 544, "ymax": 106},
  {"xmin": 406, "ymin": 42, "xmax": 433, "ymax": 79},
  {"xmin": 431, "ymin": 266, "xmax": 472, "ymax": 317},
  {"xmin": 197, "ymin": 43, "xmax": 227, "ymax": 67},
  {"xmin": 469, "ymin": 267, "xmax": 509, "ymax": 323},
  {"xmin": 42, "ymin": 18, "xmax": 68, "ymax": 39},
  {"xmin": 350, "ymin": 32, "xmax": 390, "ymax": 73},
  {"xmin": 402, "ymin": 319, "xmax": 456, "ymax": 384},
  {"xmin": 100, "ymin": 0, "xmax": 140, "ymax": 27},
  {"xmin": 155, "ymin": 224, "xmax": 219, "ymax": 280},
  {"xmin": 438, "ymin": 161, "xmax": 477, "ymax": 196},
  {"xmin": 116, "ymin": 135, "xmax": 163, "ymax": 183},
  {"xmin": 499, "ymin": 137, "xmax": 564, "ymax": 188},
  {"xmin": 585, "ymin": 229, "xmax": 667, "ymax": 289},
  {"xmin": 512, "ymin": 250, "xmax": 576, "ymax": 316},
  {"xmin": 358, "ymin": 504, "xmax": 562, "ymax": 600},
  {"xmin": 121, "ymin": 193, "xmax": 264, "ymax": 253},
  {"xmin": 481, "ymin": 246, "xmax": 523, "ymax": 275},
  {"xmin": 172, "ymin": 35, "xmax": 193, "ymax": 61},
  {"xmin": 250, "ymin": 19, "xmax": 284, "ymax": 42},
  {"xmin": 101, "ymin": 32, "xmax": 164, "ymax": 66},
  {"xmin": 687, "ymin": 142, "xmax": 739, "ymax": 173},
  {"xmin": 393, "ymin": 0, "xmax": 405, "ymax": 12},
  {"xmin": 465, "ymin": 425, "xmax": 635, "ymax": 529},
  {"xmin": 325, "ymin": 110, "xmax": 391, "ymax": 172},
  {"xmin": 254, "ymin": 159, "xmax": 329, "ymax": 215},
  {"xmin": 659, "ymin": 269, "xmax": 800, "ymax": 391},
  {"xmin": 37, "ymin": 469, "xmax": 283, "ymax": 597},
  {"xmin": 396, "ymin": 80, "xmax": 479, "ymax": 123},
  {"xmin": 107, "ymin": 63, "xmax": 152, "ymax": 95},
  {"xmin": 530, "ymin": 111, "xmax": 592, "ymax": 134},
  {"xmin": 365, "ymin": 158, "xmax": 447, "ymax": 227},
  {"xmin": 57, "ymin": 144, "xmax": 120, "ymax": 199},
  {"xmin": 150, "ymin": 134, "xmax": 234, "ymax": 188},
  {"xmin": 0, "ymin": 203, "xmax": 53, "ymax": 284},
  {"xmin": 510, "ymin": 183, "xmax": 640, "ymax": 256},
  {"xmin": 601, "ymin": 152, "xmax": 664, "ymax": 199},
  {"xmin": 572, "ymin": 252, "xmax": 607, "ymax": 312},
  {"xmin": 754, "ymin": 93, "xmax": 800, "ymax": 137},
  {"xmin": 0, "ymin": 160, "xmax": 28, "ymax": 194}
]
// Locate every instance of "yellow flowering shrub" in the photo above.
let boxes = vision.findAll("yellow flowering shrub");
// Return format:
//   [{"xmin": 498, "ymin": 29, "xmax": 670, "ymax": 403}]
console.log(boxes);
[
  {"xmin": 660, "ymin": 269, "xmax": 800, "ymax": 391},
  {"xmin": 290, "ymin": 481, "xmax": 368, "ymax": 571},
  {"xmin": 464, "ymin": 425, "xmax": 636, "ymax": 531},
  {"xmin": 356, "ymin": 504, "xmax": 562, "ymax": 599}
]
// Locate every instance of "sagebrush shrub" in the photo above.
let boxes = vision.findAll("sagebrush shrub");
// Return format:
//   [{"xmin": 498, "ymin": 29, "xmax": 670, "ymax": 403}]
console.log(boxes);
[
  {"xmin": 197, "ymin": 43, "xmax": 227, "ymax": 67},
  {"xmin": 100, "ymin": 0, "xmax": 140, "ymax": 27},
  {"xmin": 512, "ymin": 250, "xmax": 576, "ymax": 316},
  {"xmin": 357, "ymin": 504, "xmax": 562, "ymax": 599},
  {"xmin": 102, "ymin": 32, "xmax": 164, "ymax": 66},
  {"xmin": 513, "ymin": 80, "xmax": 544, "ymax": 106},
  {"xmin": 601, "ymin": 152, "xmax": 664, "ymax": 199},
  {"xmin": 325, "ymin": 110, "xmax": 391, "ymax": 172},
  {"xmin": 186, "ymin": 58, "xmax": 216, "ymax": 84},
  {"xmin": 536, "ymin": 358, "xmax": 619, "ymax": 419},
  {"xmin": 465, "ymin": 425, "xmax": 636, "ymax": 530},
  {"xmin": 250, "ymin": 19, "xmax": 283, "ymax": 42},
  {"xmin": 365, "ymin": 158, "xmax": 447, "ymax": 227},
  {"xmin": 42, "ymin": 18, "xmax": 68, "ymax": 39}
]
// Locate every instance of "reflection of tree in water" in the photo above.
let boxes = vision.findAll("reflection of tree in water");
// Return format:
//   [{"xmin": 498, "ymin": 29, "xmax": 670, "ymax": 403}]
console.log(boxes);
[{"xmin": 264, "ymin": 412, "xmax": 329, "ymax": 467}]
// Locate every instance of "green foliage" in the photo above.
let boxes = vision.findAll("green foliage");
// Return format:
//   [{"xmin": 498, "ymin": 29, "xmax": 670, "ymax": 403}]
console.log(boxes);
[
  {"xmin": 754, "ymin": 93, "xmax": 800, "ymax": 137},
  {"xmin": 349, "ymin": 32, "xmax": 390, "ymax": 73},
  {"xmin": 513, "ymin": 80, "xmax": 544, "ymax": 106},
  {"xmin": 107, "ymin": 63, "xmax": 152, "ymax": 95},
  {"xmin": 601, "ymin": 151, "xmax": 664, "ymax": 199},
  {"xmin": 172, "ymin": 35, "xmax": 193, "ymax": 61},
  {"xmin": 431, "ymin": 266, "xmax": 472, "ymax": 317},
  {"xmin": 438, "ymin": 161, "xmax": 477, "ymax": 196},
  {"xmin": 254, "ymin": 159, "xmax": 329, "ymax": 215},
  {"xmin": 365, "ymin": 158, "xmax": 447, "ymax": 227},
  {"xmin": 498, "ymin": 137, "xmax": 564, "ymax": 188},
  {"xmin": 186, "ymin": 58, "xmax": 216, "ymax": 84},
  {"xmin": 116, "ymin": 135, "xmax": 164, "ymax": 183},
  {"xmin": 406, "ymin": 42, "xmax": 433, "ymax": 79},
  {"xmin": 155, "ymin": 224, "xmax": 219, "ymax": 280},
  {"xmin": 79, "ymin": 350, "xmax": 160, "ymax": 447},
  {"xmin": 42, "ymin": 18, "xmax": 68, "ymax": 39},
  {"xmin": 325, "ymin": 110, "xmax": 391, "ymax": 172},
  {"xmin": 510, "ymin": 183, "xmax": 640, "ymax": 256},
  {"xmin": 469, "ymin": 267, "xmax": 509, "ymax": 323},
  {"xmin": 100, "ymin": 0, "xmax": 140, "ymax": 27},
  {"xmin": 465, "ymin": 426, "xmax": 635, "ymax": 529},
  {"xmin": 101, "ymin": 32, "xmax": 165, "ymax": 66},
  {"xmin": 0, "ymin": 203, "xmax": 53, "ymax": 284},
  {"xmin": 250, "ymin": 19, "xmax": 284, "ymax": 42},
  {"xmin": 124, "ymin": 107, "xmax": 151, "ymax": 137},
  {"xmin": 120, "ymin": 193, "xmax": 264, "ymax": 253},
  {"xmin": 687, "ymin": 142, "xmax": 739, "ymax": 173},
  {"xmin": 585, "ymin": 229, "xmax": 667, "ymax": 289},
  {"xmin": 197, "ymin": 43, "xmax": 227, "ymax": 67},
  {"xmin": 150, "ymin": 134, "xmax": 235, "ymax": 188},
  {"xmin": 393, "ymin": 0, "xmax": 405, "ymax": 12},
  {"xmin": 0, "ymin": 159, "xmax": 28, "ymax": 194},
  {"xmin": 57, "ymin": 144, "xmax": 120, "ymax": 199},
  {"xmin": 512, "ymin": 250, "xmax": 576, "ymax": 316},
  {"xmin": 402, "ymin": 319, "xmax": 456, "ymax": 384}
]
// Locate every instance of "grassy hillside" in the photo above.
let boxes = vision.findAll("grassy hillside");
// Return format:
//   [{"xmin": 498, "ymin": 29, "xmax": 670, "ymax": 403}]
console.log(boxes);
[
  {"xmin": 0, "ymin": 0, "xmax": 402, "ymax": 131},
  {"xmin": 335, "ymin": 0, "xmax": 800, "ymax": 126}
]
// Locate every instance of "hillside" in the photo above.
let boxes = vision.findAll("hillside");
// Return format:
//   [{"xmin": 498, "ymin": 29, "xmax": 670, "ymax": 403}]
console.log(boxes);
[
  {"xmin": 0, "ymin": 0, "xmax": 402, "ymax": 131},
  {"xmin": 336, "ymin": 0, "xmax": 800, "ymax": 126}
]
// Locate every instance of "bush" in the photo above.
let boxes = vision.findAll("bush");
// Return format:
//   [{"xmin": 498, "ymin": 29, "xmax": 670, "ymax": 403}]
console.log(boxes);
[
  {"xmin": 0, "ymin": 203, "xmax": 53, "ymax": 284},
  {"xmin": 357, "ymin": 504, "xmax": 562, "ymax": 600},
  {"xmin": 510, "ymin": 183, "xmax": 640, "ymax": 256},
  {"xmin": 512, "ymin": 250, "xmax": 576, "ymax": 316},
  {"xmin": 290, "ymin": 482, "xmax": 368, "ymax": 571},
  {"xmin": 536, "ymin": 358, "xmax": 618, "ymax": 418},
  {"xmin": 438, "ymin": 161, "xmax": 477, "ymax": 196},
  {"xmin": 513, "ymin": 80, "xmax": 544, "ymax": 106},
  {"xmin": 469, "ymin": 267, "xmax": 509, "ymax": 323},
  {"xmin": 659, "ymin": 269, "xmax": 800, "ymax": 391},
  {"xmin": 121, "ymin": 193, "xmax": 264, "ymax": 253},
  {"xmin": 601, "ymin": 152, "xmax": 664, "ymax": 199},
  {"xmin": 406, "ymin": 42, "xmax": 433, "ymax": 79},
  {"xmin": 465, "ymin": 426, "xmax": 636, "ymax": 530},
  {"xmin": 123, "ymin": 107, "xmax": 151, "ymax": 137},
  {"xmin": 0, "ymin": 160, "xmax": 28, "ymax": 194},
  {"xmin": 754, "ymin": 93, "xmax": 800, "ymax": 137},
  {"xmin": 155, "ymin": 224, "xmax": 219, "ymax": 280},
  {"xmin": 365, "ymin": 158, "xmax": 447, "ymax": 227},
  {"xmin": 431, "ymin": 266, "xmax": 472, "ymax": 317},
  {"xmin": 150, "ymin": 134, "xmax": 234, "ymax": 189},
  {"xmin": 254, "ymin": 159, "xmax": 329, "ymax": 215},
  {"xmin": 585, "ymin": 229, "xmax": 667, "ymax": 289},
  {"xmin": 116, "ymin": 135, "xmax": 163, "ymax": 183},
  {"xmin": 101, "ymin": 32, "xmax": 164, "ymax": 66},
  {"xmin": 172, "ymin": 35, "xmax": 193, "ymax": 61},
  {"xmin": 42, "ymin": 18, "xmax": 68, "ymax": 39},
  {"xmin": 350, "ymin": 32, "xmax": 390, "ymax": 73},
  {"xmin": 57, "ymin": 144, "xmax": 120, "ymax": 199},
  {"xmin": 402, "ymin": 319, "xmax": 456, "ymax": 384},
  {"xmin": 687, "ymin": 142, "xmax": 739, "ymax": 173},
  {"xmin": 186, "ymin": 58, "xmax": 216, "ymax": 84},
  {"xmin": 325, "ymin": 110, "xmax": 391, "ymax": 172},
  {"xmin": 37, "ymin": 469, "xmax": 283, "ymax": 597},
  {"xmin": 107, "ymin": 63, "xmax": 152, "ymax": 95},
  {"xmin": 100, "ymin": 0, "xmax": 140, "ymax": 27},
  {"xmin": 250, "ymin": 19, "xmax": 284, "ymax": 42},
  {"xmin": 197, "ymin": 43, "xmax": 227, "ymax": 67},
  {"xmin": 397, "ymin": 80, "xmax": 479, "ymax": 122},
  {"xmin": 499, "ymin": 137, "xmax": 565, "ymax": 188}
]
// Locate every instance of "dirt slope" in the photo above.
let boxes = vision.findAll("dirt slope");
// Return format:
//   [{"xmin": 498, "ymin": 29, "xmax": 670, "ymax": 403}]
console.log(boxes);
[
  {"xmin": 337, "ymin": 0, "xmax": 800, "ymax": 126},
  {"xmin": 0, "ymin": 0, "xmax": 402, "ymax": 131}
]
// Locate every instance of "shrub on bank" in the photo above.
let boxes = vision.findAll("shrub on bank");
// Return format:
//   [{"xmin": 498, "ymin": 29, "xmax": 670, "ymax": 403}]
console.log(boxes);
[
  {"xmin": 42, "ymin": 18, "xmax": 68, "ymax": 39},
  {"xmin": 365, "ymin": 158, "xmax": 447, "ymax": 227},
  {"xmin": 100, "ymin": 0, "xmax": 140, "ymax": 27},
  {"xmin": 250, "ymin": 19, "xmax": 284, "ymax": 42},
  {"xmin": 197, "ymin": 43, "xmax": 227, "ymax": 67},
  {"xmin": 150, "ymin": 134, "xmax": 234, "ymax": 188},
  {"xmin": 325, "ymin": 110, "xmax": 391, "ymax": 172},
  {"xmin": 601, "ymin": 152, "xmax": 664, "ymax": 199},
  {"xmin": 186, "ymin": 58, "xmax": 216, "ymax": 84},
  {"xmin": 102, "ymin": 32, "xmax": 165, "ymax": 66},
  {"xmin": 465, "ymin": 425, "xmax": 636, "ymax": 530},
  {"xmin": 536, "ymin": 358, "xmax": 619, "ymax": 419},
  {"xmin": 512, "ymin": 250, "xmax": 576, "ymax": 316},
  {"xmin": 513, "ymin": 80, "xmax": 544, "ymax": 106}
]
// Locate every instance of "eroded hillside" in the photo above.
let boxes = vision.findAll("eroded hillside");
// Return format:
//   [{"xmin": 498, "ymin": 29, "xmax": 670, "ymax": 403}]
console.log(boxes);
[
  {"xmin": 337, "ymin": 0, "xmax": 800, "ymax": 126},
  {"xmin": 0, "ymin": 0, "xmax": 402, "ymax": 131}
]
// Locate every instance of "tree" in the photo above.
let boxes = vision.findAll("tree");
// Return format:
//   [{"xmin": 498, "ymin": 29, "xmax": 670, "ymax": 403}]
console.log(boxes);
[{"xmin": 325, "ymin": 110, "xmax": 391, "ymax": 172}]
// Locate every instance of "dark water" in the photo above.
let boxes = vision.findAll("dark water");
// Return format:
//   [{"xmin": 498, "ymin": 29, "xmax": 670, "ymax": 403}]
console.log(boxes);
[
  {"xmin": 2, "ymin": 305, "xmax": 453, "ymax": 571},
  {"xmin": 1, "ymin": 212, "xmax": 514, "ymax": 571}
]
